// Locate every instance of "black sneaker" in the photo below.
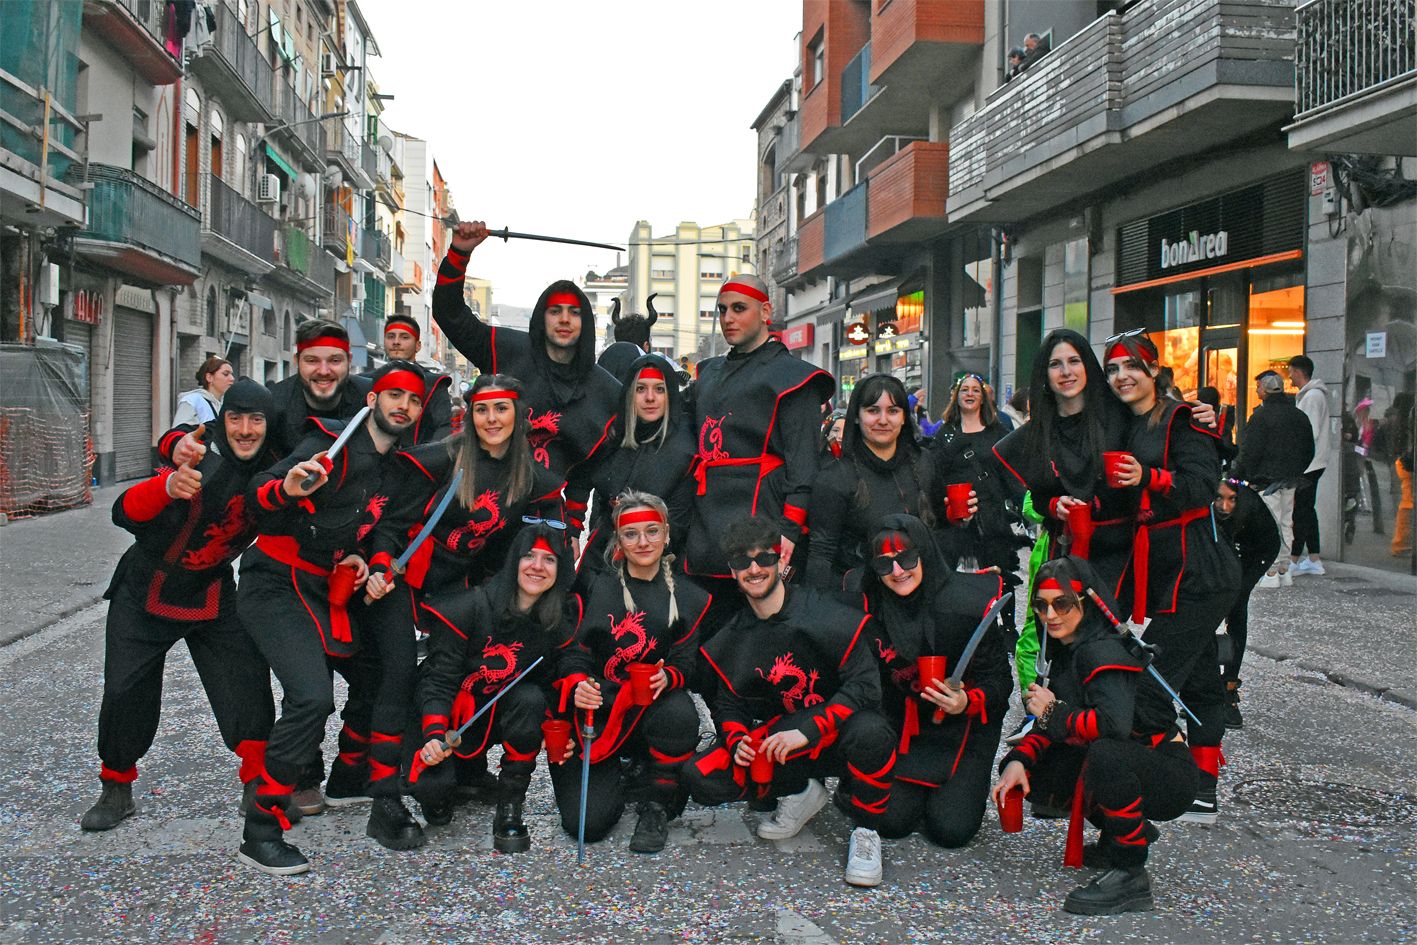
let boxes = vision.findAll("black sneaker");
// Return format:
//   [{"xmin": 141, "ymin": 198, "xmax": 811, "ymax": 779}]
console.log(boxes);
[
  {"xmin": 238, "ymin": 838, "xmax": 310, "ymax": 876},
  {"xmin": 1063, "ymin": 866, "xmax": 1153, "ymax": 916},
  {"xmin": 324, "ymin": 764, "xmax": 371, "ymax": 808},
  {"xmin": 366, "ymin": 797, "xmax": 426, "ymax": 851},
  {"xmin": 1177, "ymin": 776, "xmax": 1218, "ymax": 825},
  {"xmin": 80, "ymin": 782, "xmax": 136, "ymax": 831},
  {"xmin": 629, "ymin": 801, "xmax": 670, "ymax": 854},
  {"xmin": 419, "ymin": 798, "xmax": 454, "ymax": 827}
]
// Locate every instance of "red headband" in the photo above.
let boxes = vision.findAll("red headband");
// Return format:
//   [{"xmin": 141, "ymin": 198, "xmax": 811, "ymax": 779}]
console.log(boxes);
[
  {"xmin": 531, "ymin": 536, "xmax": 556, "ymax": 555},
  {"xmin": 384, "ymin": 319, "xmax": 420, "ymax": 340},
  {"xmin": 1106, "ymin": 341, "xmax": 1157, "ymax": 365},
  {"xmin": 1037, "ymin": 578, "xmax": 1084, "ymax": 592},
  {"xmin": 372, "ymin": 368, "xmax": 427, "ymax": 399},
  {"xmin": 617, "ymin": 508, "xmax": 666, "ymax": 527},
  {"xmin": 718, "ymin": 281, "xmax": 768, "ymax": 303},
  {"xmin": 296, "ymin": 333, "xmax": 350, "ymax": 354},
  {"xmin": 471, "ymin": 388, "xmax": 518, "ymax": 403},
  {"xmin": 545, "ymin": 292, "xmax": 581, "ymax": 309},
  {"xmin": 877, "ymin": 533, "xmax": 910, "ymax": 556},
  {"xmin": 637, "ymin": 367, "xmax": 666, "ymax": 383}
]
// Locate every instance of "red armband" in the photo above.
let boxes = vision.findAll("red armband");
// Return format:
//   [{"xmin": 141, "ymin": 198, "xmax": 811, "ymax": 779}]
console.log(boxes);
[
  {"xmin": 1147, "ymin": 467, "xmax": 1174, "ymax": 493},
  {"xmin": 555, "ymin": 673, "xmax": 590, "ymax": 714}
]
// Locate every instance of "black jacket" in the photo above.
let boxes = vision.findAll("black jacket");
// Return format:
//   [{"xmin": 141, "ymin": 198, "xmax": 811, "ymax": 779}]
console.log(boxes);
[
  {"xmin": 1233, "ymin": 393, "xmax": 1315, "ymax": 485},
  {"xmin": 804, "ymin": 445, "xmax": 931, "ymax": 589},
  {"xmin": 1218, "ymin": 484, "xmax": 1281, "ymax": 582}
]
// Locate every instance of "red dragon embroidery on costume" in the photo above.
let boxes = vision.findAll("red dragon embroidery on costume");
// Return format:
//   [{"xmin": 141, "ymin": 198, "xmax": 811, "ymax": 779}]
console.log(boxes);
[
  {"xmin": 756, "ymin": 651, "xmax": 823, "ymax": 713},
  {"xmin": 875, "ymin": 637, "xmax": 916, "ymax": 689},
  {"xmin": 443, "ymin": 490, "xmax": 502, "ymax": 553},
  {"xmin": 528, "ymin": 410, "xmax": 562, "ymax": 468},
  {"xmin": 181, "ymin": 495, "xmax": 250, "ymax": 570},
  {"xmin": 603, "ymin": 610, "xmax": 658, "ymax": 682},
  {"xmin": 463, "ymin": 637, "xmax": 522, "ymax": 695},
  {"xmin": 698, "ymin": 415, "xmax": 729, "ymax": 462},
  {"xmin": 355, "ymin": 494, "xmax": 388, "ymax": 543}
]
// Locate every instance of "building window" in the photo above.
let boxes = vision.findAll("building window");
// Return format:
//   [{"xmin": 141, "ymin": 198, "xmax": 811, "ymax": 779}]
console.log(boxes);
[
  {"xmin": 815, "ymin": 170, "xmax": 828, "ymax": 212},
  {"xmin": 1063, "ymin": 237, "xmax": 1089, "ymax": 333},
  {"xmin": 808, "ymin": 33, "xmax": 824, "ymax": 88},
  {"xmin": 205, "ymin": 286, "xmax": 218, "ymax": 337},
  {"xmin": 282, "ymin": 311, "xmax": 294, "ymax": 349},
  {"xmin": 263, "ymin": 309, "xmax": 277, "ymax": 336}
]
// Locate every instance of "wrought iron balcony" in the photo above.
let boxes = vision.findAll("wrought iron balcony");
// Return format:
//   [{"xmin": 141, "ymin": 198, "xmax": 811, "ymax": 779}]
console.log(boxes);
[
  {"xmin": 270, "ymin": 79, "xmax": 323, "ymax": 169},
  {"xmin": 188, "ymin": 1, "xmax": 277, "ymax": 123},
  {"xmin": 364, "ymin": 228, "xmax": 391, "ymax": 270},
  {"xmin": 80, "ymin": 0, "xmax": 181, "ymax": 84},
  {"xmin": 322, "ymin": 203, "xmax": 352, "ymax": 256},
  {"xmin": 73, "ymin": 163, "xmax": 199, "ymax": 284},
  {"xmin": 204, "ymin": 174, "xmax": 276, "ymax": 273}
]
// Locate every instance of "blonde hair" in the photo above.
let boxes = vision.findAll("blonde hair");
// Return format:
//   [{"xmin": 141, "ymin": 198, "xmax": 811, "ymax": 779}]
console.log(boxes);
[
  {"xmin": 620, "ymin": 365, "xmax": 672, "ymax": 450},
  {"xmin": 608, "ymin": 489, "xmax": 679, "ymax": 625}
]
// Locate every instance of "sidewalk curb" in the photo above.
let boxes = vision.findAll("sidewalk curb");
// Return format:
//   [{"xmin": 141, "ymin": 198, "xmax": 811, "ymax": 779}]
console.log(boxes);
[
  {"xmin": 0, "ymin": 594, "xmax": 106, "ymax": 649},
  {"xmin": 1250, "ymin": 642, "xmax": 1413, "ymax": 709}
]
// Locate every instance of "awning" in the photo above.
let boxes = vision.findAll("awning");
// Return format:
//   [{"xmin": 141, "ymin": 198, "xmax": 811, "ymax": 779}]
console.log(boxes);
[
  {"xmin": 264, "ymin": 145, "xmax": 297, "ymax": 179},
  {"xmin": 849, "ymin": 277, "xmax": 903, "ymax": 317}
]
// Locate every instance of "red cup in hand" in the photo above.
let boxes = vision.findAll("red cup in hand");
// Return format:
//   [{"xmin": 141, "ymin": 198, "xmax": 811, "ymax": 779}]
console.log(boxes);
[
  {"xmin": 916, "ymin": 655, "xmax": 947, "ymax": 692},
  {"xmin": 626, "ymin": 663, "xmax": 656, "ymax": 706},
  {"xmin": 999, "ymin": 785, "xmax": 1024, "ymax": 833},
  {"xmin": 946, "ymin": 482, "xmax": 973, "ymax": 521},
  {"xmin": 542, "ymin": 719, "xmax": 572, "ymax": 764},
  {"xmin": 1066, "ymin": 502, "xmax": 1093, "ymax": 557},
  {"xmin": 327, "ymin": 563, "xmax": 358, "ymax": 606},
  {"xmin": 749, "ymin": 737, "xmax": 775, "ymax": 785},
  {"xmin": 1103, "ymin": 451, "xmax": 1134, "ymax": 488}
]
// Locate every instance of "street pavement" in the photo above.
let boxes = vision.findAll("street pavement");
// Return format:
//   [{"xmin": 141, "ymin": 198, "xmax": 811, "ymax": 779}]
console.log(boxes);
[{"xmin": 0, "ymin": 501, "xmax": 1414, "ymax": 944}]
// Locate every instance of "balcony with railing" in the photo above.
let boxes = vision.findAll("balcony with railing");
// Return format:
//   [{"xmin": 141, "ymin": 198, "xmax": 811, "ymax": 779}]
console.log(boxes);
[
  {"xmin": 840, "ymin": 46, "xmax": 878, "ymax": 126},
  {"xmin": 823, "ymin": 181, "xmax": 868, "ymax": 265},
  {"xmin": 188, "ymin": 0, "xmax": 276, "ymax": 123},
  {"xmin": 772, "ymin": 235, "xmax": 799, "ymax": 282},
  {"xmin": 270, "ymin": 79, "xmax": 323, "ymax": 169},
  {"xmin": 387, "ymin": 244, "xmax": 406, "ymax": 284},
  {"xmin": 310, "ymin": 247, "xmax": 338, "ymax": 294},
  {"xmin": 73, "ymin": 163, "xmax": 200, "ymax": 284},
  {"xmin": 80, "ymin": 0, "xmax": 181, "ymax": 84},
  {"xmin": 204, "ymin": 174, "xmax": 276, "ymax": 274},
  {"xmin": 322, "ymin": 203, "xmax": 352, "ymax": 256},
  {"xmin": 865, "ymin": 140, "xmax": 948, "ymax": 243},
  {"xmin": 363, "ymin": 227, "xmax": 392, "ymax": 270},
  {"xmin": 267, "ymin": 224, "xmax": 329, "ymax": 300},
  {"xmin": 948, "ymin": 0, "xmax": 1297, "ymax": 223},
  {"xmin": 1287, "ymin": 0, "xmax": 1417, "ymax": 155},
  {"xmin": 324, "ymin": 117, "xmax": 371, "ymax": 188}
]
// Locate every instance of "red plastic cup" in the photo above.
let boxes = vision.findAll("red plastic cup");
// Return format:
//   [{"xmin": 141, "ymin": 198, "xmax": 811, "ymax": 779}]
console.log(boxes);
[
  {"xmin": 916, "ymin": 655, "xmax": 947, "ymax": 691},
  {"xmin": 1066, "ymin": 502, "xmax": 1093, "ymax": 557},
  {"xmin": 1103, "ymin": 451, "xmax": 1134, "ymax": 488},
  {"xmin": 999, "ymin": 786, "xmax": 1024, "ymax": 833},
  {"xmin": 946, "ymin": 482, "xmax": 973, "ymax": 521},
  {"xmin": 327, "ymin": 563, "xmax": 358, "ymax": 606},
  {"xmin": 627, "ymin": 663, "xmax": 657, "ymax": 706},
  {"xmin": 542, "ymin": 719, "xmax": 573, "ymax": 764},
  {"xmin": 748, "ymin": 738, "xmax": 775, "ymax": 785}
]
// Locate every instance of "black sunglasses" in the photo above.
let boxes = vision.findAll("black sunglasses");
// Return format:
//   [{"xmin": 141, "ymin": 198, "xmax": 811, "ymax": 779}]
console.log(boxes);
[
  {"xmin": 522, "ymin": 515, "xmax": 568, "ymax": 530},
  {"xmin": 727, "ymin": 550, "xmax": 781, "ymax": 571},
  {"xmin": 1030, "ymin": 596, "xmax": 1079, "ymax": 616},
  {"xmin": 872, "ymin": 549, "xmax": 921, "ymax": 575}
]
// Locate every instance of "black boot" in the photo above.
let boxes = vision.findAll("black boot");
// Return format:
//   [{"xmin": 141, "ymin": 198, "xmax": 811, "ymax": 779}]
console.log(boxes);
[
  {"xmin": 492, "ymin": 789, "xmax": 531, "ymax": 853},
  {"xmin": 1178, "ymin": 772, "xmax": 1218, "ymax": 825},
  {"xmin": 1082, "ymin": 822, "xmax": 1159, "ymax": 868},
  {"xmin": 81, "ymin": 781, "xmax": 136, "ymax": 831},
  {"xmin": 238, "ymin": 801, "xmax": 309, "ymax": 876},
  {"xmin": 419, "ymin": 797, "xmax": 454, "ymax": 827},
  {"xmin": 629, "ymin": 801, "xmax": 670, "ymax": 854},
  {"xmin": 241, "ymin": 781, "xmax": 301, "ymax": 824},
  {"xmin": 1224, "ymin": 679, "xmax": 1243, "ymax": 729},
  {"xmin": 1064, "ymin": 865, "xmax": 1153, "ymax": 915},
  {"xmin": 620, "ymin": 756, "xmax": 649, "ymax": 805},
  {"xmin": 366, "ymin": 797, "xmax": 426, "ymax": 851},
  {"xmin": 454, "ymin": 755, "xmax": 501, "ymax": 805},
  {"xmin": 324, "ymin": 760, "xmax": 370, "ymax": 807}
]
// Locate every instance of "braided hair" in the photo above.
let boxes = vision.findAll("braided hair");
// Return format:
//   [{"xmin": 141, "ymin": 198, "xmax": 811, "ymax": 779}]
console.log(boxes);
[{"xmin": 608, "ymin": 489, "xmax": 680, "ymax": 626}]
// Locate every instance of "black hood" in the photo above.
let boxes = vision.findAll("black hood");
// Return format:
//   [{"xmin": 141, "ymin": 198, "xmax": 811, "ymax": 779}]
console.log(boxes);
[
  {"xmin": 211, "ymin": 377, "xmax": 276, "ymax": 470},
  {"xmin": 619, "ymin": 351, "xmax": 688, "ymax": 432},
  {"xmin": 529, "ymin": 280, "xmax": 598, "ymax": 379},
  {"xmin": 859, "ymin": 513, "xmax": 953, "ymax": 658},
  {"xmin": 597, "ymin": 341, "xmax": 644, "ymax": 381},
  {"xmin": 484, "ymin": 522, "xmax": 576, "ymax": 618}
]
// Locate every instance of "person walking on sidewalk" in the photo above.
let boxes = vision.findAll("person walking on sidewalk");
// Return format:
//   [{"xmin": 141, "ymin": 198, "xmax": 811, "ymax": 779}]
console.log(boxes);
[
  {"xmin": 1287, "ymin": 356, "xmax": 1330, "ymax": 576},
  {"xmin": 1232, "ymin": 372, "xmax": 1313, "ymax": 588},
  {"xmin": 81, "ymin": 379, "xmax": 277, "ymax": 831},
  {"xmin": 1213, "ymin": 478, "xmax": 1280, "ymax": 729}
]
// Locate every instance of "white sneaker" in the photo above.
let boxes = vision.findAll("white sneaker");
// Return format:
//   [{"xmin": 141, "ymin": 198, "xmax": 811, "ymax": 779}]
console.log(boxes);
[
  {"xmin": 1258, "ymin": 572, "xmax": 1280, "ymax": 589},
  {"xmin": 844, "ymin": 827, "xmax": 883, "ymax": 887},
  {"xmin": 757, "ymin": 778, "xmax": 828, "ymax": 840},
  {"xmin": 1291, "ymin": 558, "xmax": 1313, "ymax": 575},
  {"xmin": 1279, "ymin": 569, "xmax": 1293, "ymax": 586},
  {"xmin": 1297, "ymin": 558, "xmax": 1325, "ymax": 575}
]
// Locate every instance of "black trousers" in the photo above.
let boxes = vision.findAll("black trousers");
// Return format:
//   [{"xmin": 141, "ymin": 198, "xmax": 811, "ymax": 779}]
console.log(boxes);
[
  {"xmin": 1223, "ymin": 557, "xmax": 1270, "ymax": 681},
  {"xmin": 358, "ymin": 587, "xmax": 420, "ymax": 796},
  {"xmin": 684, "ymin": 710, "xmax": 895, "ymax": 831},
  {"xmin": 97, "ymin": 583, "xmax": 274, "ymax": 779},
  {"xmin": 1029, "ymin": 739, "xmax": 1198, "ymax": 866},
  {"xmin": 549, "ymin": 689, "xmax": 699, "ymax": 842},
  {"xmin": 875, "ymin": 726, "xmax": 1001, "ymax": 847},
  {"xmin": 1139, "ymin": 591, "xmax": 1234, "ymax": 749},
  {"xmin": 409, "ymin": 682, "xmax": 546, "ymax": 810},
  {"xmin": 1291, "ymin": 468, "xmax": 1324, "ymax": 556}
]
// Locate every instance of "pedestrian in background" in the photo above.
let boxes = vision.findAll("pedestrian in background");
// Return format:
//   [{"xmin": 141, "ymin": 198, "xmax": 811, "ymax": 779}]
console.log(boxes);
[
  {"xmin": 172, "ymin": 356, "xmax": 234, "ymax": 427},
  {"xmin": 1231, "ymin": 371, "xmax": 1313, "ymax": 587},
  {"xmin": 1287, "ymin": 355, "xmax": 1330, "ymax": 575},
  {"xmin": 1213, "ymin": 478, "xmax": 1280, "ymax": 729},
  {"xmin": 1389, "ymin": 392, "xmax": 1415, "ymax": 557}
]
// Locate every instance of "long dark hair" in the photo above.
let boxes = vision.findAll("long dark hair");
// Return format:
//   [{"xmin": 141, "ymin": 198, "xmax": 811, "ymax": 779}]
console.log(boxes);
[
  {"xmin": 488, "ymin": 523, "xmax": 574, "ymax": 635},
  {"xmin": 1022, "ymin": 329, "xmax": 1110, "ymax": 470},
  {"xmin": 940, "ymin": 372, "xmax": 999, "ymax": 428},
  {"xmin": 841, "ymin": 373, "xmax": 933, "ymax": 523},
  {"xmin": 1032, "ymin": 554, "xmax": 1124, "ymax": 634},
  {"xmin": 449, "ymin": 374, "xmax": 534, "ymax": 510}
]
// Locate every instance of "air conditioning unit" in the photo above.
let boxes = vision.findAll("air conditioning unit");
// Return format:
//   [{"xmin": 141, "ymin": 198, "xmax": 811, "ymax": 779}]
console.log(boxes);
[
  {"xmin": 256, "ymin": 173, "xmax": 281, "ymax": 203},
  {"xmin": 321, "ymin": 50, "xmax": 337, "ymax": 75},
  {"xmin": 351, "ymin": 277, "xmax": 366, "ymax": 303}
]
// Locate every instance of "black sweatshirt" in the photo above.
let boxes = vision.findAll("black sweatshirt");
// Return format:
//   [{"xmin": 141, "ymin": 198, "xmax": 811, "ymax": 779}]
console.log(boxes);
[{"xmin": 805, "ymin": 445, "xmax": 930, "ymax": 589}]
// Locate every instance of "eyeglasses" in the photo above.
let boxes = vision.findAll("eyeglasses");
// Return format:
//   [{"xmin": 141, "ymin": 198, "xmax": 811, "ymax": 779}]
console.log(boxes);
[
  {"xmin": 1030, "ymin": 596, "xmax": 1079, "ymax": 617},
  {"xmin": 1102, "ymin": 327, "xmax": 1148, "ymax": 348},
  {"xmin": 727, "ymin": 550, "xmax": 781, "ymax": 571},
  {"xmin": 617, "ymin": 525, "xmax": 666, "ymax": 545},
  {"xmin": 522, "ymin": 515, "xmax": 568, "ymax": 530},
  {"xmin": 871, "ymin": 549, "xmax": 921, "ymax": 575}
]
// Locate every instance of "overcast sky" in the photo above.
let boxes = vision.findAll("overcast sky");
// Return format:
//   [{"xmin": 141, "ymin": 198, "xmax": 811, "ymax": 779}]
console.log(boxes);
[{"xmin": 357, "ymin": 1, "xmax": 802, "ymax": 308}]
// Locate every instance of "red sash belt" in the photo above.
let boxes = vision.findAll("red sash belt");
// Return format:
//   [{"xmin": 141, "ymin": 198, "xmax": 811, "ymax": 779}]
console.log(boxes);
[
  {"xmin": 692, "ymin": 453, "xmax": 785, "ymax": 496},
  {"xmin": 254, "ymin": 535, "xmax": 353, "ymax": 644},
  {"xmin": 1130, "ymin": 505, "xmax": 1210, "ymax": 623}
]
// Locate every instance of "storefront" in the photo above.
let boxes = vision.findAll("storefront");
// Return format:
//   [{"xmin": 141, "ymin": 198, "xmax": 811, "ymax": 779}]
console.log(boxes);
[
  {"xmin": 1111, "ymin": 173, "xmax": 1307, "ymax": 418},
  {"xmin": 838, "ymin": 315, "xmax": 871, "ymax": 400}
]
